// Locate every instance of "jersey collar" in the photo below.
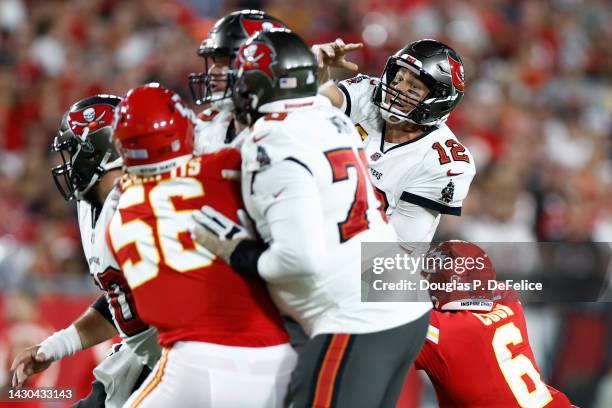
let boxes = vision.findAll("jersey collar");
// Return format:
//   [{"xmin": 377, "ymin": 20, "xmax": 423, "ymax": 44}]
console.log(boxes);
[{"xmin": 379, "ymin": 122, "xmax": 438, "ymax": 154}]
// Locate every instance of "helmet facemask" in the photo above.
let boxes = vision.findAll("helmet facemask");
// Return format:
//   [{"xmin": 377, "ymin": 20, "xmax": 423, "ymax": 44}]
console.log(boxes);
[
  {"xmin": 374, "ymin": 57, "xmax": 436, "ymax": 125},
  {"xmin": 51, "ymin": 126, "xmax": 114, "ymax": 202},
  {"xmin": 373, "ymin": 53, "xmax": 461, "ymax": 127},
  {"xmin": 189, "ymin": 52, "xmax": 236, "ymax": 111}
]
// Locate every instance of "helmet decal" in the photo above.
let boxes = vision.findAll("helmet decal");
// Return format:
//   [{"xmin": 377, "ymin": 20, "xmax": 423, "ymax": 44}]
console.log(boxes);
[
  {"xmin": 400, "ymin": 53, "xmax": 423, "ymax": 69},
  {"xmin": 236, "ymin": 41, "xmax": 276, "ymax": 80},
  {"xmin": 68, "ymin": 103, "xmax": 115, "ymax": 139},
  {"xmin": 240, "ymin": 17, "xmax": 284, "ymax": 37},
  {"xmin": 448, "ymin": 54, "xmax": 465, "ymax": 92}
]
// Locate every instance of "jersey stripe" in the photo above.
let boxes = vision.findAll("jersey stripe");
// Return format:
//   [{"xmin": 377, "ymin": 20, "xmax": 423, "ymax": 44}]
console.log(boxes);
[
  {"xmin": 130, "ymin": 347, "xmax": 169, "ymax": 408},
  {"xmin": 400, "ymin": 191, "xmax": 462, "ymax": 216},
  {"xmin": 337, "ymin": 83, "xmax": 352, "ymax": 117},
  {"xmin": 311, "ymin": 333, "xmax": 352, "ymax": 407},
  {"xmin": 426, "ymin": 325, "xmax": 440, "ymax": 344}
]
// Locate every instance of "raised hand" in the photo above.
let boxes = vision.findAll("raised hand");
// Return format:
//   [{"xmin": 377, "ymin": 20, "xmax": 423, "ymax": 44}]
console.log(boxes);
[{"xmin": 312, "ymin": 38, "xmax": 364, "ymax": 73}]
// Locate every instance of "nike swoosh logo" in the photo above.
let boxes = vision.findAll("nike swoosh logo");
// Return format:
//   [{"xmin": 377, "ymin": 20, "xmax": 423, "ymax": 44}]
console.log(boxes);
[
  {"xmin": 252, "ymin": 133, "xmax": 270, "ymax": 143},
  {"xmin": 447, "ymin": 170, "xmax": 464, "ymax": 177},
  {"xmin": 272, "ymin": 188, "xmax": 285, "ymax": 198}
]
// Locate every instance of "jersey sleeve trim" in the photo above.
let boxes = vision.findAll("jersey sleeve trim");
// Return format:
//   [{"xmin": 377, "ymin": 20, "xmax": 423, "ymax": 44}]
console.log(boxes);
[
  {"xmin": 400, "ymin": 191, "xmax": 462, "ymax": 216},
  {"xmin": 337, "ymin": 83, "xmax": 351, "ymax": 117},
  {"xmin": 285, "ymin": 157, "xmax": 313, "ymax": 176},
  {"xmin": 91, "ymin": 294, "xmax": 113, "ymax": 324}
]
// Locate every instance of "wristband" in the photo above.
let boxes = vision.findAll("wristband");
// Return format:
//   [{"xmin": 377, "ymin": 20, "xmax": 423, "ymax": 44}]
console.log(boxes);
[
  {"xmin": 229, "ymin": 240, "xmax": 268, "ymax": 278},
  {"xmin": 37, "ymin": 324, "xmax": 83, "ymax": 361}
]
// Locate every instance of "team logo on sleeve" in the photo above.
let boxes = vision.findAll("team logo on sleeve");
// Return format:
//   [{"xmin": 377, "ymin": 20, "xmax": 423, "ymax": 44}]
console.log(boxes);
[
  {"xmin": 448, "ymin": 55, "xmax": 465, "ymax": 92},
  {"xmin": 236, "ymin": 41, "xmax": 276, "ymax": 79},
  {"xmin": 441, "ymin": 181, "xmax": 455, "ymax": 203},
  {"xmin": 68, "ymin": 103, "xmax": 115, "ymax": 138},
  {"xmin": 240, "ymin": 18, "xmax": 284, "ymax": 36}
]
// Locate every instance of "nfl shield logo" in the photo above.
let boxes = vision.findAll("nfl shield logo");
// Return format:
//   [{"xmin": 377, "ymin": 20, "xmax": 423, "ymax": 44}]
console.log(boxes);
[{"xmin": 370, "ymin": 152, "xmax": 382, "ymax": 161}]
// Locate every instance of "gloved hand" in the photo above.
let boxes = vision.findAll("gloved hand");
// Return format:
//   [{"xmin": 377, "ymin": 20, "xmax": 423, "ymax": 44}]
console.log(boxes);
[{"xmin": 191, "ymin": 206, "xmax": 252, "ymax": 263}]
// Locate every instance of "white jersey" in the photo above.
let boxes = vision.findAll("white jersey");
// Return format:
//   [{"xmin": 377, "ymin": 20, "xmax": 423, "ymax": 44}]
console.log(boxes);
[
  {"xmin": 194, "ymin": 107, "xmax": 245, "ymax": 154},
  {"xmin": 337, "ymin": 75, "xmax": 476, "ymax": 234},
  {"xmin": 77, "ymin": 195, "xmax": 160, "ymax": 369},
  {"xmin": 241, "ymin": 95, "xmax": 430, "ymax": 336}
]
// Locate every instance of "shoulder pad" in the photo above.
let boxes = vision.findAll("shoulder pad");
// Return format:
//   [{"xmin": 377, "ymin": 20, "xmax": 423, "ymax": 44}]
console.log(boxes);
[{"xmin": 241, "ymin": 113, "xmax": 306, "ymax": 173}]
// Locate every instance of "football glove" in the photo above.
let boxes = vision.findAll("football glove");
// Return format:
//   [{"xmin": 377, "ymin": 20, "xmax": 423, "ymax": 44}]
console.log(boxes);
[{"xmin": 191, "ymin": 206, "xmax": 250, "ymax": 263}]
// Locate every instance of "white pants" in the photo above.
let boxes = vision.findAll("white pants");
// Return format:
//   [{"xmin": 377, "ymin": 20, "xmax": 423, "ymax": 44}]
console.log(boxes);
[{"xmin": 122, "ymin": 341, "xmax": 297, "ymax": 408}]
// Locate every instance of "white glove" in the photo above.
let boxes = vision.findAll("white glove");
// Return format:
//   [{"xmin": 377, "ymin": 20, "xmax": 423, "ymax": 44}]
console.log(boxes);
[{"xmin": 191, "ymin": 206, "xmax": 252, "ymax": 262}]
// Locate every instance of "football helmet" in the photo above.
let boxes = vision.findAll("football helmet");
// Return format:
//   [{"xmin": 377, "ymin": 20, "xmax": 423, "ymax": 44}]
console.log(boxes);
[
  {"xmin": 188, "ymin": 10, "xmax": 286, "ymax": 108},
  {"xmin": 372, "ymin": 39, "xmax": 465, "ymax": 126},
  {"xmin": 51, "ymin": 95, "xmax": 122, "ymax": 202},
  {"xmin": 421, "ymin": 241, "xmax": 496, "ymax": 311},
  {"xmin": 112, "ymin": 83, "xmax": 195, "ymax": 176},
  {"xmin": 231, "ymin": 29, "xmax": 318, "ymax": 126}
]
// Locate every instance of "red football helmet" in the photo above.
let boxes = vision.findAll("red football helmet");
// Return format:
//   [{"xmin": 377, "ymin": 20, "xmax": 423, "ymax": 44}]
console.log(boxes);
[
  {"xmin": 421, "ymin": 241, "xmax": 497, "ymax": 311},
  {"xmin": 112, "ymin": 83, "xmax": 196, "ymax": 176}
]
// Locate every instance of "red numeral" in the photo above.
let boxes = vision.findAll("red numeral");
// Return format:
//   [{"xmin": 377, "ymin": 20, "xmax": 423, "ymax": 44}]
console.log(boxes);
[
  {"xmin": 432, "ymin": 140, "xmax": 470, "ymax": 164},
  {"xmin": 432, "ymin": 142, "xmax": 451, "ymax": 164},
  {"xmin": 373, "ymin": 187, "xmax": 389, "ymax": 220},
  {"xmin": 97, "ymin": 267, "xmax": 148, "ymax": 336},
  {"xmin": 326, "ymin": 148, "xmax": 370, "ymax": 242},
  {"xmin": 445, "ymin": 140, "xmax": 470, "ymax": 162}
]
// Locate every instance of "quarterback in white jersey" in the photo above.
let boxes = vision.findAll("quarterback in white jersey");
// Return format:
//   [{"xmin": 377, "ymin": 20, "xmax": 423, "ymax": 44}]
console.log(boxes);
[
  {"xmin": 11, "ymin": 96, "xmax": 159, "ymax": 408},
  {"xmin": 193, "ymin": 29, "xmax": 430, "ymax": 408},
  {"xmin": 314, "ymin": 39, "xmax": 476, "ymax": 246}
]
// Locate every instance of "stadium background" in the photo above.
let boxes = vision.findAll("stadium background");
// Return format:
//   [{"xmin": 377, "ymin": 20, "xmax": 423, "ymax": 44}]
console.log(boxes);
[{"xmin": 0, "ymin": 0, "xmax": 610, "ymax": 406}]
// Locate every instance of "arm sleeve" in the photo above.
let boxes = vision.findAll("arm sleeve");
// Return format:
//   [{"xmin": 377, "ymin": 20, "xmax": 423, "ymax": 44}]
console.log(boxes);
[
  {"xmin": 390, "ymin": 200, "xmax": 441, "ymax": 250},
  {"xmin": 90, "ymin": 294, "xmax": 113, "ymax": 325},
  {"xmin": 254, "ymin": 160, "xmax": 326, "ymax": 282},
  {"xmin": 336, "ymin": 75, "xmax": 377, "ymax": 122},
  {"xmin": 400, "ymin": 139, "xmax": 476, "ymax": 216}
]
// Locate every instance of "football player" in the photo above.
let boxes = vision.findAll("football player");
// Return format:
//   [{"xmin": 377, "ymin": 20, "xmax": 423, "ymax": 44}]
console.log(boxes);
[
  {"xmin": 313, "ymin": 39, "xmax": 476, "ymax": 249},
  {"xmin": 192, "ymin": 29, "xmax": 430, "ymax": 408},
  {"xmin": 10, "ymin": 95, "xmax": 161, "ymax": 408},
  {"xmin": 188, "ymin": 9, "xmax": 287, "ymax": 153},
  {"xmin": 107, "ymin": 83, "xmax": 295, "ymax": 407},
  {"xmin": 416, "ymin": 241, "xmax": 574, "ymax": 407}
]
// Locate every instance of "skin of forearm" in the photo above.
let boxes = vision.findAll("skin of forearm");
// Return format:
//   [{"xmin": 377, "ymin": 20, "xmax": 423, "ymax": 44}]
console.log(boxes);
[
  {"xmin": 319, "ymin": 65, "xmax": 331, "ymax": 84},
  {"xmin": 73, "ymin": 307, "xmax": 118, "ymax": 349}
]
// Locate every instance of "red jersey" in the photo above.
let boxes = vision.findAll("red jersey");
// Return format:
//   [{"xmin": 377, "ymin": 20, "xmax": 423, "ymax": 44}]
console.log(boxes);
[
  {"xmin": 415, "ymin": 302, "xmax": 573, "ymax": 408},
  {"xmin": 106, "ymin": 149, "xmax": 288, "ymax": 348}
]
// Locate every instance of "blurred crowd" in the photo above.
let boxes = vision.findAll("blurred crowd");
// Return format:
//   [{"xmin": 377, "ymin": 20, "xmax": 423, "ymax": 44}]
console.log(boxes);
[{"xmin": 0, "ymin": 0, "xmax": 610, "ymax": 406}]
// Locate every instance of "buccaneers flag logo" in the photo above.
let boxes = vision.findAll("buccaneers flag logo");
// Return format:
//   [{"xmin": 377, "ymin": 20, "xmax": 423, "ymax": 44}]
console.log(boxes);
[
  {"xmin": 236, "ymin": 41, "xmax": 276, "ymax": 80},
  {"xmin": 240, "ymin": 17, "xmax": 284, "ymax": 36},
  {"xmin": 447, "ymin": 55, "xmax": 465, "ymax": 92},
  {"xmin": 68, "ymin": 103, "xmax": 115, "ymax": 138}
]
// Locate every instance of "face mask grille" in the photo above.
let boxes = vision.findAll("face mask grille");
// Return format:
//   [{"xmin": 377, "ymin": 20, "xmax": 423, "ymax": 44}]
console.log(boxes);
[{"xmin": 188, "ymin": 54, "xmax": 235, "ymax": 106}]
